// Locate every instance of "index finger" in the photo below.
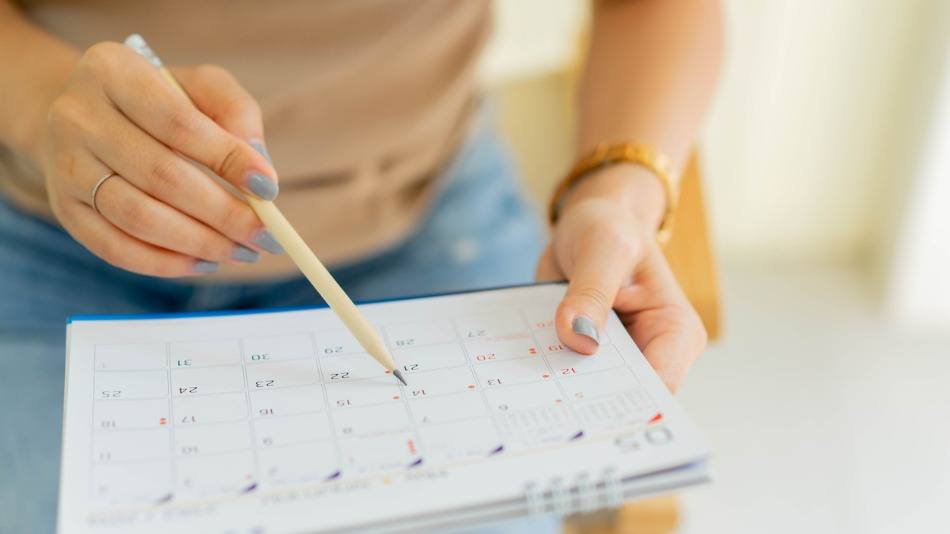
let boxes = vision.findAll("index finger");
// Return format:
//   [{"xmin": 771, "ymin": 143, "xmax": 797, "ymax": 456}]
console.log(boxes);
[{"xmin": 97, "ymin": 45, "xmax": 278, "ymax": 200}]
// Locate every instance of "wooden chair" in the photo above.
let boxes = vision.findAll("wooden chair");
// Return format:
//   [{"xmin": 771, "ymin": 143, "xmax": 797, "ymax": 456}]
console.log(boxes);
[{"xmin": 563, "ymin": 153, "xmax": 721, "ymax": 534}]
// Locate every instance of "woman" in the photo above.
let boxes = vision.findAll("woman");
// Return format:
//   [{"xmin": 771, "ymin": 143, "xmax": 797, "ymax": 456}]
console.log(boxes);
[{"xmin": 0, "ymin": 0, "xmax": 721, "ymax": 531}]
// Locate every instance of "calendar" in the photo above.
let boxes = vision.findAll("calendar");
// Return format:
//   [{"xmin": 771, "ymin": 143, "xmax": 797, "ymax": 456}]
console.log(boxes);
[{"xmin": 58, "ymin": 283, "xmax": 710, "ymax": 533}]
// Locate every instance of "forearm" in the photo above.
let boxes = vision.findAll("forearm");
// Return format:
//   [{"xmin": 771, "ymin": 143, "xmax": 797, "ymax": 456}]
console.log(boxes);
[
  {"xmin": 0, "ymin": 1, "xmax": 79, "ymax": 164},
  {"xmin": 567, "ymin": 0, "xmax": 723, "ymax": 227}
]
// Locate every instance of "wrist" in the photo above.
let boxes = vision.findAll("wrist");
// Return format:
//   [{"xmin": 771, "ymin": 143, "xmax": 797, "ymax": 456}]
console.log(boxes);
[
  {"xmin": 559, "ymin": 163, "xmax": 666, "ymax": 230},
  {"xmin": 19, "ymin": 54, "xmax": 80, "ymax": 164},
  {"xmin": 0, "ymin": 13, "xmax": 80, "ymax": 165}
]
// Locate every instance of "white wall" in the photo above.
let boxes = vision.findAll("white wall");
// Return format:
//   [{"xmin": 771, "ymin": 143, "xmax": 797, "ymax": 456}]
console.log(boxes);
[
  {"xmin": 483, "ymin": 0, "xmax": 933, "ymax": 265},
  {"xmin": 701, "ymin": 0, "xmax": 928, "ymax": 264},
  {"xmin": 880, "ymin": 1, "xmax": 950, "ymax": 329}
]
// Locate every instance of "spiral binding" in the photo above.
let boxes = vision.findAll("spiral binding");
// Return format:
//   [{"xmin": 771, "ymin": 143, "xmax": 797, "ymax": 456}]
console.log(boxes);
[{"xmin": 524, "ymin": 467, "xmax": 623, "ymax": 517}]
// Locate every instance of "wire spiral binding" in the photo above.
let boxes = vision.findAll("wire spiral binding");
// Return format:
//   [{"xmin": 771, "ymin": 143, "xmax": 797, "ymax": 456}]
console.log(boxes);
[{"xmin": 524, "ymin": 468, "xmax": 623, "ymax": 517}]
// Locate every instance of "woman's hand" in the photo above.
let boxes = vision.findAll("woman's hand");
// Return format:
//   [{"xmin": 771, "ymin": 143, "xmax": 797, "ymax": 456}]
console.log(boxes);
[
  {"xmin": 41, "ymin": 41, "xmax": 282, "ymax": 277},
  {"xmin": 536, "ymin": 165, "xmax": 707, "ymax": 392}
]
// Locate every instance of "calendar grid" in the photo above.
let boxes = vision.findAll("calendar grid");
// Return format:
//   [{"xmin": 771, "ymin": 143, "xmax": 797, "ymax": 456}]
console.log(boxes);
[
  {"xmin": 237, "ymin": 338, "xmax": 261, "ymax": 490},
  {"xmin": 85, "ymin": 302, "xmax": 661, "ymax": 507}
]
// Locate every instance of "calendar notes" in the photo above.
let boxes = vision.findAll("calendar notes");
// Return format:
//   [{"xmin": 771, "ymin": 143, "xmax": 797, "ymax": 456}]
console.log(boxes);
[
  {"xmin": 534, "ymin": 327, "xmax": 610, "ymax": 351},
  {"xmin": 171, "ymin": 365, "xmax": 244, "ymax": 396},
  {"xmin": 95, "ymin": 343, "xmax": 166, "ymax": 370},
  {"xmin": 250, "ymin": 384, "xmax": 325, "ymax": 417},
  {"xmin": 522, "ymin": 305, "xmax": 556, "ymax": 330},
  {"xmin": 174, "ymin": 421, "xmax": 252, "ymax": 456},
  {"xmin": 245, "ymin": 359, "xmax": 319, "ymax": 389},
  {"xmin": 454, "ymin": 310, "xmax": 526, "ymax": 339},
  {"xmin": 94, "ymin": 398, "xmax": 168, "ymax": 429},
  {"xmin": 573, "ymin": 390, "xmax": 658, "ymax": 432},
  {"xmin": 465, "ymin": 335, "xmax": 539, "ymax": 363},
  {"xmin": 546, "ymin": 345, "xmax": 625, "ymax": 376},
  {"xmin": 393, "ymin": 342, "xmax": 466, "ymax": 373},
  {"xmin": 402, "ymin": 366, "xmax": 478, "ymax": 397},
  {"xmin": 325, "ymin": 377, "xmax": 401, "ymax": 408},
  {"xmin": 559, "ymin": 367, "xmax": 644, "ymax": 400},
  {"xmin": 338, "ymin": 431, "xmax": 417, "ymax": 473},
  {"xmin": 258, "ymin": 441, "xmax": 338, "ymax": 485},
  {"xmin": 409, "ymin": 391, "xmax": 487, "ymax": 424},
  {"xmin": 418, "ymin": 418, "xmax": 501, "ymax": 462},
  {"xmin": 321, "ymin": 353, "xmax": 389, "ymax": 382},
  {"xmin": 385, "ymin": 319, "xmax": 455, "ymax": 347},
  {"xmin": 94, "ymin": 369, "xmax": 167, "ymax": 400},
  {"xmin": 175, "ymin": 450, "xmax": 255, "ymax": 499},
  {"xmin": 474, "ymin": 357, "xmax": 551, "ymax": 387},
  {"xmin": 61, "ymin": 283, "xmax": 710, "ymax": 534},
  {"xmin": 332, "ymin": 403, "xmax": 410, "ymax": 437},
  {"xmin": 243, "ymin": 334, "xmax": 313, "ymax": 363},
  {"xmin": 92, "ymin": 460, "xmax": 171, "ymax": 505},
  {"xmin": 173, "ymin": 392, "xmax": 247, "ymax": 425},
  {"xmin": 94, "ymin": 428, "xmax": 170, "ymax": 463},
  {"xmin": 170, "ymin": 339, "xmax": 241, "ymax": 368},
  {"xmin": 253, "ymin": 412, "xmax": 332, "ymax": 447},
  {"xmin": 483, "ymin": 380, "xmax": 564, "ymax": 412},
  {"xmin": 314, "ymin": 328, "xmax": 364, "ymax": 357},
  {"xmin": 497, "ymin": 405, "xmax": 578, "ymax": 445}
]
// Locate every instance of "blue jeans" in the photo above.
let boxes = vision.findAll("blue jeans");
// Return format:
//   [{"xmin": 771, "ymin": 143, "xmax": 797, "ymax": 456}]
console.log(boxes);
[{"xmin": 0, "ymin": 119, "xmax": 558, "ymax": 533}]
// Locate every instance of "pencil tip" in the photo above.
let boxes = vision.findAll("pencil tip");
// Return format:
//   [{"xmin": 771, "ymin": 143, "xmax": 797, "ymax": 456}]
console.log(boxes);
[{"xmin": 393, "ymin": 368, "xmax": 408, "ymax": 386}]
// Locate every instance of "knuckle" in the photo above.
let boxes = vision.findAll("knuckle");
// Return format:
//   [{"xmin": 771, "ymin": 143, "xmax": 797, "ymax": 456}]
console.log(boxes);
[
  {"xmin": 572, "ymin": 285, "xmax": 612, "ymax": 311},
  {"xmin": 165, "ymin": 108, "xmax": 201, "ymax": 141},
  {"xmin": 81, "ymin": 41, "xmax": 124, "ymax": 75},
  {"xmin": 214, "ymin": 140, "xmax": 244, "ymax": 178},
  {"xmin": 47, "ymin": 96, "xmax": 84, "ymax": 132},
  {"xmin": 145, "ymin": 158, "xmax": 182, "ymax": 196},
  {"xmin": 116, "ymin": 198, "xmax": 149, "ymax": 235},
  {"xmin": 52, "ymin": 149, "xmax": 81, "ymax": 181},
  {"xmin": 215, "ymin": 200, "xmax": 255, "ymax": 235},
  {"xmin": 227, "ymin": 94, "xmax": 261, "ymax": 123}
]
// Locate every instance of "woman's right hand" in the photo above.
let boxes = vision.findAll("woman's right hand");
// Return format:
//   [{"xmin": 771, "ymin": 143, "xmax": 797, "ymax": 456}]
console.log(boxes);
[{"xmin": 41, "ymin": 41, "xmax": 283, "ymax": 277}]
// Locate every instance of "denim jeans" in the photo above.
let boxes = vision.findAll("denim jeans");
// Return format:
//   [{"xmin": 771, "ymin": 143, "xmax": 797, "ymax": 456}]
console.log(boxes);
[{"xmin": 0, "ymin": 116, "xmax": 560, "ymax": 533}]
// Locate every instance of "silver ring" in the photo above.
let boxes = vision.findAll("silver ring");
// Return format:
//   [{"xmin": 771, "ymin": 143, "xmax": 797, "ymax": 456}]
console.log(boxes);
[{"xmin": 90, "ymin": 172, "xmax": 118, "ymax": 215}]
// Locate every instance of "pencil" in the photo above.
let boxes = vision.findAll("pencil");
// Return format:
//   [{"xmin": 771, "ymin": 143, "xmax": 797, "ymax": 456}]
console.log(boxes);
[{"xmin": 123, "ymin": 34, "xmax": 407, "ymax": 387}]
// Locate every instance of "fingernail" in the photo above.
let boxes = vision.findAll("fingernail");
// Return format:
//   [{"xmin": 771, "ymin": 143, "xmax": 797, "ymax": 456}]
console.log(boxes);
[
  {"xmin": 253, "ymin": 229, "xmax": 284, "ymax": 255},
  {"xmin": 247, "ymin": 172, "xmax": 279, "ymax": 201},
  {"xmin": 231, "ymin": 245, "xmax": 260, "ymax": 264},
  {"xmin": 194, "ymin": 260, "xmax": 219, "ymax": 273},
  {"xmin": 250, "ymin": 140, "xmax": 272, "ymax": 163},
  {"xmin": 571, "ymin": 315, "xmax": 600, "ymax": 345}
]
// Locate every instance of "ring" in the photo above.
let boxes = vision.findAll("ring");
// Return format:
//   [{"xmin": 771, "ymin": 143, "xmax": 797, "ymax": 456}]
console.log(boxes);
[{"xmin": 90, "ymin": 172, "xmax": 118, "ymax": 215}]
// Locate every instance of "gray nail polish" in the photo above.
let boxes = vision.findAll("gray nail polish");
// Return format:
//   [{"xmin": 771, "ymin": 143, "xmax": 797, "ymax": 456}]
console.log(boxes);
[
  {"xmin": 247, "ymin": 172, "xmax": 279, "ymax": 201},
  {"xmin": 250, "ymin": 140, "xmax": 272, "ymax": 163},
  {"xmin": 254, "ymin": 229, "xmax": 284, "ymax": 255},
  {"xmin": 194, "ymin": 260, "xmax": 219, "ymax": 273},
  {"xmin": 232, "ymin": 245, "xmax": 260, "ymax": 264},
  {"xmin": 571, "ymin": 315, "xmax": 600, "ymax": 345}
]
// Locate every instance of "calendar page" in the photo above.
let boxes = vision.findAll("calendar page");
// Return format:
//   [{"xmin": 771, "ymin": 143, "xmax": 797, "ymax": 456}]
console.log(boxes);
[{"xmin": 58, "ymin": 283, "xmax": 709, "ymax": 534}]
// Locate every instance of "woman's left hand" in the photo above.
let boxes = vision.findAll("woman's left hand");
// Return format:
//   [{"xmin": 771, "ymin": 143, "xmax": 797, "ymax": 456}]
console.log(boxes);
[{"xmin": 535, "ymin": 165, "xmax": 707, "ymax": 392}]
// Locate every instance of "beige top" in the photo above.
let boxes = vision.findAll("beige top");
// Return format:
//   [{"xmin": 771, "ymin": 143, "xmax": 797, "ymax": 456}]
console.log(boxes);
[{"xmin": 1, "ymin": 0, "xmax": 490, "ymax": 280}]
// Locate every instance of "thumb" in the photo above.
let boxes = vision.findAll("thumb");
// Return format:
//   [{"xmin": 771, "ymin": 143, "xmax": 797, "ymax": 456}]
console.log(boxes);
[
  {"xmin": 535, "ymin": 245, "xmax": 564, "ymax": 282},
  {"xmin": 555, "ymin": 236, "xmax": 634, "ymax": 355}
]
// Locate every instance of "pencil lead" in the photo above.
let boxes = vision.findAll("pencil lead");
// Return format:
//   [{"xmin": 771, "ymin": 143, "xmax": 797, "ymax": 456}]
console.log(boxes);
[{"xmin": 393, "ymin": 368, "xmax": 408, "ymax": 386}]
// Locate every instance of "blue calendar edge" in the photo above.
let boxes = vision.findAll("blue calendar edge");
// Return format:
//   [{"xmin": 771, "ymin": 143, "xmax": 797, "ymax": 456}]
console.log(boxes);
[{"xmin": 66, "ymin": 280, "xmax": 568, "ymax": 323}]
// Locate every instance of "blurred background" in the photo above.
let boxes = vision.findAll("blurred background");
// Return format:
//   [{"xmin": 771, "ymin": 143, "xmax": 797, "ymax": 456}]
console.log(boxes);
[{"xmin": 480, "ymin": 1, "xmax": 950, "ymax": 532}]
